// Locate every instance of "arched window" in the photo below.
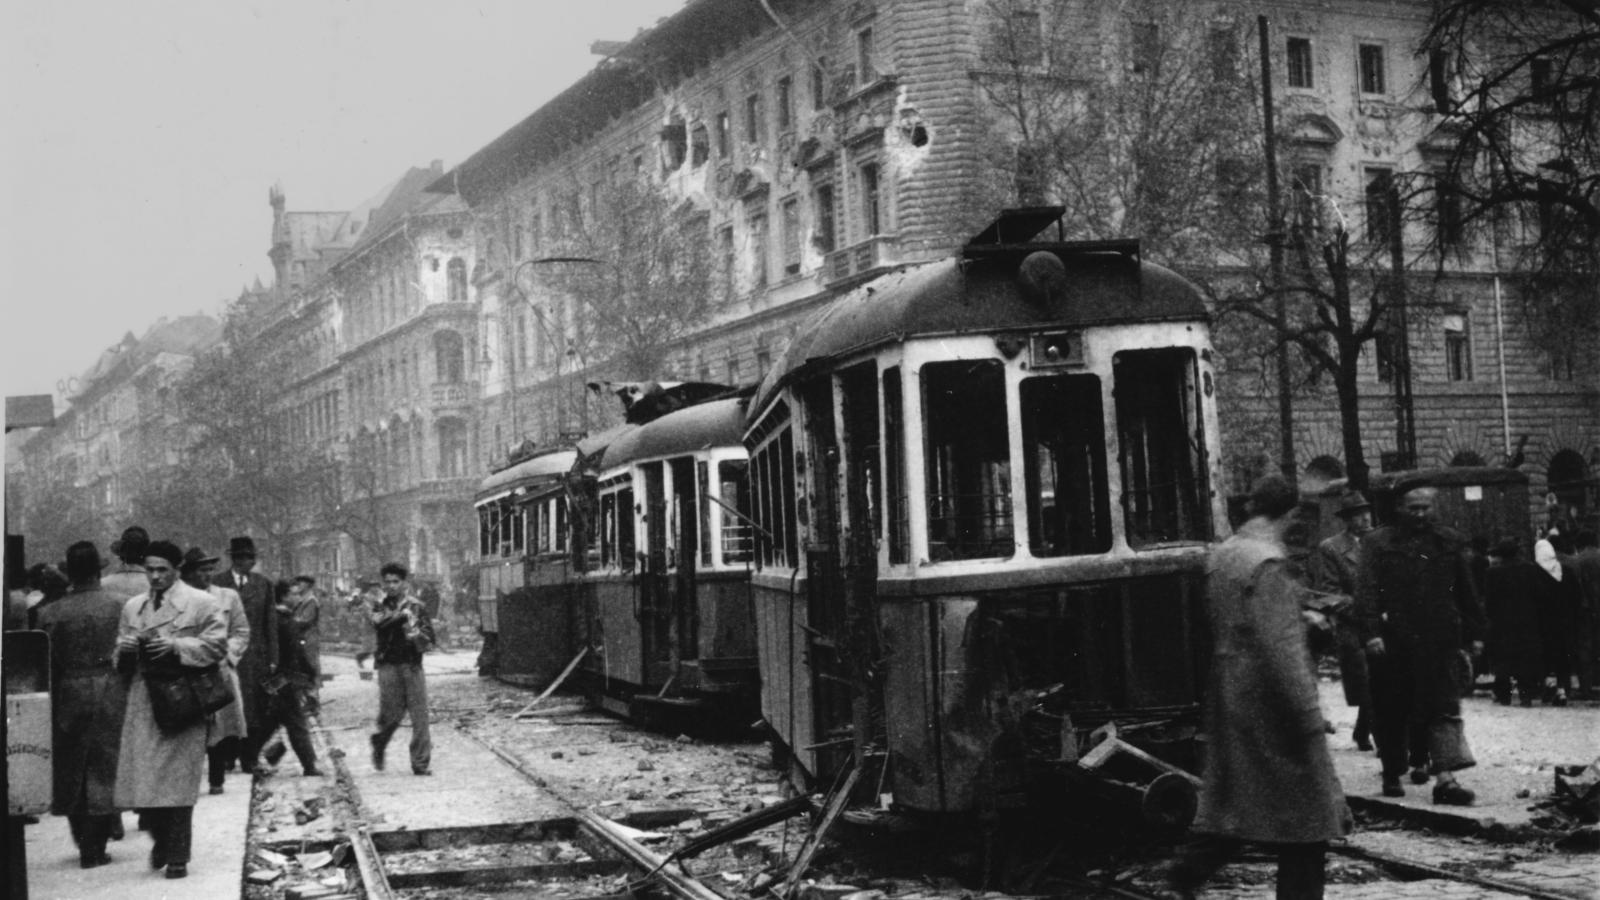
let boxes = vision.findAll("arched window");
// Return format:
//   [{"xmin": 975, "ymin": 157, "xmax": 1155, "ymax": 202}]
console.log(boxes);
[
  {"xmin": 1548, "ymin": 448, "xmax": 1591, "ymax": 524},
  {"xmin": 1304, "ymin": 455, "xmax": 1345, "ymax": 481},
  {"xmin": 447, "ymin": 257, "xmax": 468, "ymax": 302},
  {"xmin": 1449, "ymin": 450, "xmax": 1487, "ymax": 467},
  {"xmin": 437, "ymin": 418, "xmax": 470, "ymax": 478},
  {"xmin": 433, "ymin": 331, "xmax": 465, "ymax": 384}
]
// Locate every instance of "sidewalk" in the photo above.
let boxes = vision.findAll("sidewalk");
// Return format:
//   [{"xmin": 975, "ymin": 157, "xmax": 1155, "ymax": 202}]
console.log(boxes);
[
  {"xmin": 20, "ymin": 764, "xmax": 254, "ymax": 900},
  {"xmin": 1319, "ymin": 679, "xmax": 1599, "ymax": 834}
]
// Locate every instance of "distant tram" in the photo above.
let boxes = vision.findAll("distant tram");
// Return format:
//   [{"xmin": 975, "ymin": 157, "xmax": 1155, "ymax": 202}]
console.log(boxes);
[{"xmin": 741, "ymin": 208, "xmax": 1228, "ymax": 817}]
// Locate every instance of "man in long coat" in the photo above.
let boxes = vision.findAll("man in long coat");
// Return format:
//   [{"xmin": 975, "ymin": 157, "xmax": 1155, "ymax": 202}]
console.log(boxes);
[
  {"xmin": 113, "ymin": 540, "xmax": 229, "ymax": 879},
  {"xmin": 211, "ymin": 536, "xmax": 277, "ymax": 771},
  {"xmin": 181, "ymin": 547, "xmax": 250, "ymax": 793},
  {"xmin": 1307, "ymin": 490, "xmax": 1375, "ymax": 750},
  {"xmin": 1352, "ymin": 485, "xmax": 1486, "ymax": 805},
  {"xmin": 1167, "ymin": 476, "xmax": 1349, "ymax": 900},
  {"xmin": 36, "ymin": 542, "xmax": 128, "ymax": 868},
  {"xmin": 1484, "ymin": 538, "xmax": 1546, "ymax": 706}
]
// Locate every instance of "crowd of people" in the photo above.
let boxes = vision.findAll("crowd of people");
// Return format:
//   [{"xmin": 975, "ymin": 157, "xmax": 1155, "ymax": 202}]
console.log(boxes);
[
  {"xmin": 5, "ymin": 526, "xmax": 326, "ymax": 879},
  {"xmin": 1167, "ymin": 477, "xmax": 1598, "ymax": 900}
]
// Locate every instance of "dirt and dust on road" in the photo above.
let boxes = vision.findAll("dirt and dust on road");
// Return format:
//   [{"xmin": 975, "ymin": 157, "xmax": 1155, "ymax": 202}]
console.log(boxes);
[{"xmin": 243, "ymin": 651, "xmax": 1599, "ymax": 900}]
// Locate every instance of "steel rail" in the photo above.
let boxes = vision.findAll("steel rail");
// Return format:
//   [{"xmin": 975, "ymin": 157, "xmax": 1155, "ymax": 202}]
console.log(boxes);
[{"xmin": 1330, "ymin": 842, "xmax": 1580, "ymax": 900}]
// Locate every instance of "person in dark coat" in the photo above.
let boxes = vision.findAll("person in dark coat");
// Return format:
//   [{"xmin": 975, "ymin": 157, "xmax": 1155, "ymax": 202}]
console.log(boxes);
[
  {"xmin": 35, "ymin": 542, "xmax": 128, "ymax": 868},
  {"xmin": 210, "ymin": 536, "xmax": 277, "ymax": 770},
  {"xmin": 1307, "ymin": 490, "xmax": 1375, "ymax": 750},
  {"xmin": 1166, "ymin": 476, "xmax": 1350, "ymax": 900},
  {"xmin": 258, "ymin": 578, "xmax": 322, "ymax": 777},
  {"xmin": 1573, "ymin": 530, "xmax": 1600, "ymax": 699},
  {"xmin": 1533, "ymin": 532, "xmax": 1580, "ymax": 705},
  {"xmin": 286, "ymin": 574, "xmax": 322, "ymax": 712},
  {"xmin": 1352, "ymin": 485, "xmax": 1486, "ymax": 805},
  {"xmin": 1484, "ymin": 538, "xmax": 1546, "ymax": 706}
]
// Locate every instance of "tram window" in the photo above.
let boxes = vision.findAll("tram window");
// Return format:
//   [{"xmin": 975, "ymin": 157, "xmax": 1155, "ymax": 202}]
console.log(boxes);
[
  {"xmin": 618, "ymin": 487, "xmax": 636, "ymax": 571},
  {"xmin": 555, "ymin": 495, "xmax": 568, "ymax": 552},
  {"xmin": 600, "ymin": 493, "xmax": 617, "ymax": 568},
  {"xmin": 720, "ymin": 460, "xmax": 753, "ymax": 564},
  {"xmin": 1021, "ymin": 373, "xmax": 1111, "ymax": 556},
  {"xmin": 883, "ymin": 367, "xmax": 908, "ymax": 564},
  {"xmin": 511, "ymin": 505, "xmax": 525, "ymax": 555},
  {"xmin": 922, "ymin": 360, "xmax": 1013, "ymax": 561},
  {"xmin": 479, "ymin": 508, "xmax": 491, "ymax": 556},
  {"xmin": 1114, "ymin": 348, "xmax": 1210, "ymax": 547}
]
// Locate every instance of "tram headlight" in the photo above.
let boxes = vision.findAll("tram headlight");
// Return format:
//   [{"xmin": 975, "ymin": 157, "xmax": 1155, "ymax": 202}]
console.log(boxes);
[{"xmin": 1029, "ymin": 331, "xmax": 1083, "ymax": 368}]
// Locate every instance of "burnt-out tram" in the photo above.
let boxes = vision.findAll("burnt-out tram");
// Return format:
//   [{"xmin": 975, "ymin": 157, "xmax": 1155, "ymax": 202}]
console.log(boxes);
[
  {"xmin": 474, "ymin": 386, "xmax": 760, "ymax": 728},
  {"xmin": 742, "ymin": 208, "xmax": 1228, "ymax": 818}
]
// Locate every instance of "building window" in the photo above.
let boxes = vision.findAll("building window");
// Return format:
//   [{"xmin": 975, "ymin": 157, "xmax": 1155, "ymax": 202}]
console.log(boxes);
[
  {"xmin": 856, "ymin": 26, "xmax": 876, "ymax": 85},
  {"xmin": 715, "ymin": 111, "xmax": 731, "ymax": 158},
  {"xmin": 811, "ymin": 58, "xmax": 829, "ymax": 110},
  {"xmin": 515, "ymin": 314, "xmax": 528, "ymax": 371},
  {"xmin": 716, "ymin": 225, "xmax": 735, "ymax": 283},
  {"xmin": 434, "ymin": 330, "xmax": 465, "ymax": 383},
  {"xmin": 446, "ymin": 257, "xmax": 468, "ymax": 302},
  {"xmin": 749, "ymin": 210, "xmax": 769, "ymax": 287},
  {"xmin": 690, "ymin": 124, "xmax": 710, "ymax": 167},
  {"xmin": 1444, "ymin": 313, "xmax": 1472, "ymax": 382},
  {"xmin": 1435, "ymin": 171, "xmax": 1464, "ymax": 248},
  {"xmin": 1358, "ymin": 43, "xmax": 1386, "ymax": 95},
  {"xmin": 859, "ymin": 162, "xmax": 882, "ymax": 236},
  {"xmin": 437, "ymin": 419, "xmax": 469, "ymax": 478},
  {"xmin": 1429, "ymin": 50, "xmax": 1453, "ymax": 112},
  {"xmin": 776, "ymin": 75, "xmax": 793, "ymax": 131},
  {"xmin": 1364, "ymin": 167, "xmax": 1395, "ymax": 244},
  {"xmin": 1292, "ymin": 163, "xmax": 1324, "ymax": 237},
  {"xmin": 1132, "ymin": 22, "xmax": 1160, "ymax": 76},
  {"xmin": 813, "ymin": 183, "xmax": 837, "ymax": 254},
  {"xmin": 1286, "ymin": 37, "xmax": 1313, "ymax": 88},
  {"xmin": 781, "ymin": 197, "xmax": 801, "ymax": 275},
  {"xmin": 1208, "ymin": 28, "xmax": 1237, "ymax": 81},
  {"xmin": 745, "ymin": 92, "xmax": 764, "ymax": 145}
]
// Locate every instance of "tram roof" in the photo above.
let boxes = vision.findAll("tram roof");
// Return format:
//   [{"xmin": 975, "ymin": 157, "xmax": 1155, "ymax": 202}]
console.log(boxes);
[
  {"xmin": 594, "ymin": 396, "xmax": 748, "ymax": 474},
  {"xmin": 475, "ymin": 448, "xmax": 578, "ymax": 504},
  {"xmin": 749, "ymin": 244, "xmax": 1208, "ymax": 418}
]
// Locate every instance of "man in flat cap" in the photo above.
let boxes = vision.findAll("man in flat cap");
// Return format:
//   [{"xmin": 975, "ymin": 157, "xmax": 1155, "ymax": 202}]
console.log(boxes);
[{"xmin": 1309, "ymin": 490, "xmax": 1376, "ymax": 751}]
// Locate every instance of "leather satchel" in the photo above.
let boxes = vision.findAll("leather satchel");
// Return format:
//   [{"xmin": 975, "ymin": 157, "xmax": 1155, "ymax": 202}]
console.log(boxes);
[{"xmin": 146, "ymin": 665, "xmax": 234, "ymax": 733}]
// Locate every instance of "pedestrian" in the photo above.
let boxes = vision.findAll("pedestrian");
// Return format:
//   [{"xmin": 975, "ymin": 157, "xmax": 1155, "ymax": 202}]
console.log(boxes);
[
  {"xmin": 258, "ymin": 578, "xmax": 323, "ymax": 777},
  {"xmin": 1307, "ymin": 490, "xmax": 1375, "ymax": 751},
  {"xmin": 103, "ymin": 526, "xmax": 152, "ymax": 601},
  {"xmin": 112, "ymin": 539, "xmax": 229, "ymax": 880},
  {"xmin": 1572, "ymin": 529, "xmax": 1600, "ymax": 699},
  {"xmin": 211, "ymin": 536, "xmax": 278, "ymax": 771},
  {"xmin": 179, "ymin": 547, "xmax": 251, "ymax": 794},
  {"xmin": 1352, "ymin": 484, "xmax": 1486, "ymax": 805},
  {"xmin": 1164, "ymin": 476, "xmax": 1349, "ymax": 900},
  {"xmin": 35, "ymin": 542, "xmax": 128, "ymax": 869},
  {"xmin": 1533, "ymin": 530, "xmax": 1580, "ymax": 705},
  {"xmin": 364, "ymin": 562, "xmax": 436, "ymax": 776},
  {"xmin": 23, "ymin": 562, "xmax": 69, "ymax": 630},
  {"xmin": 286, "ymin": 574, "xmax": 323, "ymax": 712},
  {"xmin": 1483, "ymin": 538, "xmax": 1547, "ymax": 707}
]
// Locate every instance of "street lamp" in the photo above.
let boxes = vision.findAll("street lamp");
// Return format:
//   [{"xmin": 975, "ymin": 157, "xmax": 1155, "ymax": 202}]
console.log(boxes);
[{"xmin": 504, "ymin": 257, "xmax": 604, "ymax": 447}]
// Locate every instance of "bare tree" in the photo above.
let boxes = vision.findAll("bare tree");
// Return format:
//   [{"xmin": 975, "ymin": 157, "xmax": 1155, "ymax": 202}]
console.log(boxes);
[
  {"xmin": 1420, "ymin": 0, "xmax": 1599, "ymax": 364},
  {"xmin": 534, "ymin": 176, "xmax": 727, "ymax": 383}
]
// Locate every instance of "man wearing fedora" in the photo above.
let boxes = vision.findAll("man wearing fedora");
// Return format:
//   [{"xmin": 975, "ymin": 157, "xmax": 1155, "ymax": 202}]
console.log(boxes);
[
  {"xmin": 211, "ymin": 536, "xmax": 277, "ymax": 773},
  {"xmin": 35, "ymin": 542, "xmax": 128, "ymax": 868},
  {"xmin": 1309, "ymin": 490, "xmax": 1376, "ymax": 751}
]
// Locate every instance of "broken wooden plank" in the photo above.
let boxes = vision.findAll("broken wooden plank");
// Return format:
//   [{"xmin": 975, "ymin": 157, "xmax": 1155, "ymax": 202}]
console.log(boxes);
[
  {"xmin": 779, "ymin": 759, "xmax": 861, "ymax": 900},
  {"xmin": 514, "ymin": 647, "xmax": 590, "ymax": 718}
]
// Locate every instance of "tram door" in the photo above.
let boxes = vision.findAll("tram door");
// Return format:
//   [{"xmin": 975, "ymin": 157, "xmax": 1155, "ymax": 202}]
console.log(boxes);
[
  {"xmin": 800, "ymin": 378, "xmax": 853, "ymax": 780},
  {"xmin": 837, "ymin": 365, "xmax": 885, "ymax": 770},
  {"xmin": 669, "ymin": 457, "xmax": 700, "ymax": 663},
  {"xmin": 638, "ymin": 461, "xmax": 672, "ymax": 685}
]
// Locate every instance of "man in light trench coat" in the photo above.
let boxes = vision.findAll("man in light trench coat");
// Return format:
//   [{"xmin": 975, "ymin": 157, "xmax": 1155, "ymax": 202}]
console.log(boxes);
[{"xmin": 112, "ymin": 540, "xmax": 229, "ymax": 880}]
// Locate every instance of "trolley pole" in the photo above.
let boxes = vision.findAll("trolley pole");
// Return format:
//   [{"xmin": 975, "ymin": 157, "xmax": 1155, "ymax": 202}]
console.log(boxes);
[
  {"xmin": 1259, "ymin": 16, "xmax": 1296, "ymax": 482},
  {"xmin": 1387, "ymin": 185, "xmax": 1417, "ymax": 469}
]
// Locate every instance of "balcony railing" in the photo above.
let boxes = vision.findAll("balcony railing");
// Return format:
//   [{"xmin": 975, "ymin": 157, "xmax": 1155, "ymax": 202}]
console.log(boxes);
[
  {"xmin": 430, "ymin": 381, "xmax": 477, "ymax": 409},
  {"xmin": 824, "ymin": 235, "xmax": 898, "ymax": 286}
]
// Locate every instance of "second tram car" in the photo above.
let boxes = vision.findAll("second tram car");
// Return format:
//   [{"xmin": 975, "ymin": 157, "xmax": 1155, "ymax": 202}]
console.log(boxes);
[
  {"xmin": 569, "ymin": 393, "xmax": 759, "ymax": 726},
  {"xmin": 742, "ymin": 208, "xmax": 1229, "ymax": 817}
]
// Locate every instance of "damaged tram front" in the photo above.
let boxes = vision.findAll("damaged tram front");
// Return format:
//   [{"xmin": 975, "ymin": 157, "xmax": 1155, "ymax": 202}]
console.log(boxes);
[{"xmin": 743, "ymin": 208, "xmax": 1226, "ymax": 824}]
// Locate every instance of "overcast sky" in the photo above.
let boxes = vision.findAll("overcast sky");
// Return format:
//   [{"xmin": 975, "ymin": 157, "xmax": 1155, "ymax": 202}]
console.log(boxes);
[{"xmin": 1, "ymin": 0, "xmax": 687, "ymax": 406}]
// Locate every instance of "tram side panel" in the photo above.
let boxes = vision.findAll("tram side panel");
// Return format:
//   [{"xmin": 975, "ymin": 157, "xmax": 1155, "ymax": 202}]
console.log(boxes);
[
  {"xmin": 496, "ymin": 554, "xmax": 576, "ymax": 688},
  {"xmin": 751, "ymin": 573, "xmax": 821, "ymax": 776}
]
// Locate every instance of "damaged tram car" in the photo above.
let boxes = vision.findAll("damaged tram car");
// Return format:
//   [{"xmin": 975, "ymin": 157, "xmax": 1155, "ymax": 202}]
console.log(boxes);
[
  {"xmin": 742, "ymin": 208, "xmax": 1227, "ymax": 824},
  {"xmin": 475, "ymin": 385, "xmax": 760, "ymax": 730}
]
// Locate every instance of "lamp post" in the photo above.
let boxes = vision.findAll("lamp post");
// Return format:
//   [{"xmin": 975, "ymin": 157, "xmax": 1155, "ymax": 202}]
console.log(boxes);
[{"xmin": 505, "ymin": 257, "xmax": 604, "ymax": 446}]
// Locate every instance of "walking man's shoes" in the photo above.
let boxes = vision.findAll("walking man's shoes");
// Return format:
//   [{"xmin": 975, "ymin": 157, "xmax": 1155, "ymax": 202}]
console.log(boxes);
[
  {"xmin": 303, "ymin": 766, "xmax": 324, "ymax": 777},
  {"xmin": 1381, "ymin": 776, "xmax": 1405, "ymax": 797},
  {"xmin": 166, "ymin": 863, "xmax": 188, "ymax": 879},
  {"xmin": 370, "ymin": 734, "xmax": 386, "ymax": 771},
  {"xmin": 209, "ymin": 784, "xmax": 225, "ymax": 795},
  {"xmin": 413, "ymin": 767, "xmax": 432, "ymax": 776},
  {"xmin": 1409, "ymin": 767, "xmax": 1431, "ymax": 785},
  {"xmin": 1433, "ymin": 781, "xmax": 1475, "ymax": 806},
  {"xmin": 79, "ymin": 852, "xmax": 111, "ymax": 869},
  {"xmin": 150, "ymin": 847, "xmax": 167, "ymax": 870}
]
